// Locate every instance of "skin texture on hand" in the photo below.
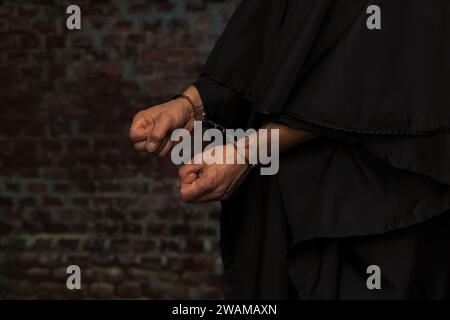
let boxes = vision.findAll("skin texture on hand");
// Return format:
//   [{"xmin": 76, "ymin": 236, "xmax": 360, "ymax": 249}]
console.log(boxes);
[
  {"xmin": 128, "ymin": 86, "xmax": 201, "ymax": 158},
  {"xmin": 178, "ymin": 144, "xmax": 250, "ymax": 203},
  {"xmin": 177, "ymin": 124, "xmax": 317, "ymax": 203},
  {"xmin": 129, "ymin": 85, "xmax": 316, "ymax": 203}
]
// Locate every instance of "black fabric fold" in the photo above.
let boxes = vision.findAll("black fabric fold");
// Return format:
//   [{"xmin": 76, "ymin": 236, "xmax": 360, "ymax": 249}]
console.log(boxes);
[
  {"xmin": 271, "ymin": 114, "xmax": 450, "ymax": 186},
  {"xmin": 203, "ymin": 0, "xmax": 450, "ymax": 134},
  {"xmin": 275, "ymin": 137, "xmax": 450, "ymax": 247},
  {"xmin": 194, "ymin": 77, "xmax": 251, "ymax": 129},
  {"xmin": 197, "ymin": 0, "xmax": 450, "ymax": 273}
]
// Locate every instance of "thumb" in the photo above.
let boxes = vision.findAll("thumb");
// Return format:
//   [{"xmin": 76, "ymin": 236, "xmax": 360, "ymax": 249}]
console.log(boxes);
[
  {"xmin": 184, "ymin": 172, "xmax": 198, "ymax": 184},
  {"xmin": 150, "ymin": 113, "xmax": 173, "ymax": 142},
  {"xmin": 178, "ymin": 163, "xmax": 202, "ymax": 183}
]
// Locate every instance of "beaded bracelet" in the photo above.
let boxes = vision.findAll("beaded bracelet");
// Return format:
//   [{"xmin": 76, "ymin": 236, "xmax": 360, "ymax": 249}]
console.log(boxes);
[{"xmin": 173, "ymin": 94, "xmax": 206, "ymax": 121}]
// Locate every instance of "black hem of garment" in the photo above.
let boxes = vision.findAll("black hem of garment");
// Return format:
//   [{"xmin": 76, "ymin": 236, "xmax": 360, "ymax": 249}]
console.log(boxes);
[{"xmin": 199, "ymin": 73, "xmax": 450, "ymax": 136}]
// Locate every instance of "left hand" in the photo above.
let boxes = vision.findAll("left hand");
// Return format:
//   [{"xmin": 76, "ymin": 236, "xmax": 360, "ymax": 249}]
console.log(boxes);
[{"xmin": 178, "ymin": 144, "xmax": 251, "ymax": 203}]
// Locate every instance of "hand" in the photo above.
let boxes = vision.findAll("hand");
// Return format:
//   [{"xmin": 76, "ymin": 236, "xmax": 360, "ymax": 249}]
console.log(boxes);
[
  {"xmin": 129, "ymin": 99, "xmax": 193, "ymax": 157},
  {"xmin": 178, "ymin": 144, "xmax": 251, "ymax": 203},
  {"xmin": 129, "ymin": 87, "xmax": 200, "ymax": 157}
]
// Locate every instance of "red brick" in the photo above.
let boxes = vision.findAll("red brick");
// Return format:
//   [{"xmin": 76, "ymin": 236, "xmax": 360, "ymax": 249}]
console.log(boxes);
[{"xmin": 0, "ymin": 0, "xmax": 237, "ymax": 300}]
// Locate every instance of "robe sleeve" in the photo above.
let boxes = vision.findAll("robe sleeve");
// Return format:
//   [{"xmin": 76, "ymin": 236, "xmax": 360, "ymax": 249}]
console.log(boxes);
[
  {"xmin": 194, "ymin": 76, "xmax": 251, "ymax": 129},
  {"xmin": 201, "ymin": 0, "xmax": 450, "ymax": 186},
  {"xmin": 197, "ymin": 0, "xmax": 450, "ymax": 245}
]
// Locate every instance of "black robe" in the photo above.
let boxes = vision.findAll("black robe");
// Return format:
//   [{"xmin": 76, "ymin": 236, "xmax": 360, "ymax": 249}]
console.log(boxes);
[{"xmin": 194, "ymin": 0, "xmax": 450, "ymax": 299}]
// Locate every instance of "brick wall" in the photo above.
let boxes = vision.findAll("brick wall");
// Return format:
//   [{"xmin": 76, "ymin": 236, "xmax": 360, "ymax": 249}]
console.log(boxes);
[{"xmin": 0, "ymin": 0, "xmax": 239, "ymax": 299}]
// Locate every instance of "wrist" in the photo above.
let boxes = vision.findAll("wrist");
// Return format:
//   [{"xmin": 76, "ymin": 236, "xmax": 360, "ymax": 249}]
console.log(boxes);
[
  {"xmin": 183, "ymin": 85, "xmax": 203, "ymax": 107},
  {"xmin": 172, "ymin": 96, "xmax": 195, "ymax": 121},
  {"xmin": 174, "ymin": 86, "xmax": 205, "ymax": 122}
]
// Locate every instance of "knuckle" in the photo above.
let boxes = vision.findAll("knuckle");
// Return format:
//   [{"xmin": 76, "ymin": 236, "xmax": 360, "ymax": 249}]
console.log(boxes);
[
  {"xmin": 133, "ymin": 111, "xmax": 144, "ymax": 121},
  {"xmin": 146, "ymin": 142, "xmax": 157, "ymax": 153},
  {"xmin": 178, "ymin": 166, "xmax": 186, "ymax": 178},
  {"xmin": 214, "ymin": 190, "xmax": 225, "ymax": 200},
  {"xmin": 215, "ymin": 186, "xmax": 226, "ymax": 197},
  {"xmin": 153, "ymin": 132, "xmax": 164, "ymax": 141},
  {"xmin": 128, "ymin": 128, "xmax": 135, "ymax": 139},
  {"xmin": 129, "ymin": 125, "xmax": 139, "ymax": 137},
  {"xmin": 148, "ymin": 127, "xmax": 162, "ymax": 140},
  {"xmin": 180, "ymin": 190, "xmax": 192, "ymax": 203},
  {"xmin": 204, "ymin": 179, "xmax": 216, "ymax": 192}
]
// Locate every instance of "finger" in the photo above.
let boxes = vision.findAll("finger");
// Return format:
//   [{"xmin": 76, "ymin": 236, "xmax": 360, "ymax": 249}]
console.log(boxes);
[
  {"xmin": 195, "ymin": 176, "xmax": 239, "ymax": 202},
  {"xmin": 157, "ymin": 139, "xmax": 173, "ymax": 158},
  {"xmin": 130, "ymin": 127, "xmax": 148, "ymax": 142},
  {"xmin": 131, "ymin": 122, "xmax": 154, "ymax": 151},
  {"xmin": 180, "ymin": 177, "xmax": 213, "ymax": 202},
  {"xmin": 145, "ymin": 124, "xmax": 162, "ymax": 153},
  {"xmin": 190, "ymin": 189, "xmax": 222, "ymax": 203},
  {"xmin": 132, "ymin": 121, "xmax": 152, "ymax": 151},
  {"xmin": 134, "ymin": 140, "xmax": 148, "ymax": 151},
  {"xmin": 149, "ymin": 113, "xmax": 172, "ymax": 142},
  {"xmin": 129, "ymin": 113, "xmax": 153, "ymax": 142},
  {"xmin": 178, "ymin": 163, "xmax": 202, "ymax": 182},
  {"xmin": 183, "ymin": 172, "xmax": 198, "ymax": 184},
  {"xmin": 179, "ymin": 169, "xmax": 219, "ymax": 202},
  {"xmin": 147, "ymin": 115, "xmax": 172, "ymax": 152},
  {"xmin": 152, "ymin": 137, "xmax": 169, "ymax": 154},
  {"xmin": 176, "ymin": 172, "xmax": 197, "ymax": 192}
]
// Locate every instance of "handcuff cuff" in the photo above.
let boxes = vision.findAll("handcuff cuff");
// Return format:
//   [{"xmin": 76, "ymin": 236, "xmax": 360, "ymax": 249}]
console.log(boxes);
[{"xmin": 174, "ymin": 94, "xmax": 257, "ymax": 198}]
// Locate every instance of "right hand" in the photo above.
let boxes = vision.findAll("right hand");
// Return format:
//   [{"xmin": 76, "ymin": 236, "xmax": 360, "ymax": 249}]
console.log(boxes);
[{"xmin": 129, "ymin": 96, "xmax": 194, "ymax": 158}]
